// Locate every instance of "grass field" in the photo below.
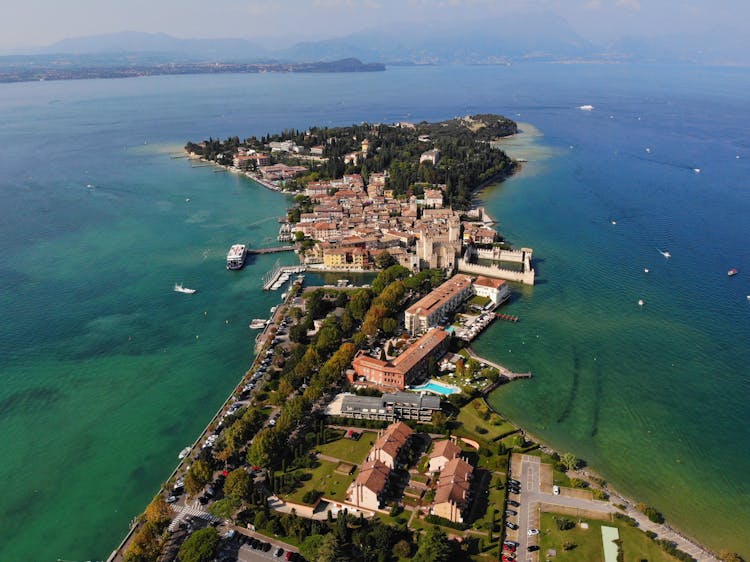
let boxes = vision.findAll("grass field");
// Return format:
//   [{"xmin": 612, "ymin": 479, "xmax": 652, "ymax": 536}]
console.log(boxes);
[
  {"xmin": 317, "ymin": 432, "xmax": 375, "ymax": 464},
  {"xmin": 285, "ymin": 460, "xmax": 356, "ymax": 505},
  {"xmin": 538, "ymin": 512, "xmax": 679, "ymax": 562},
  {"xmin": 456, "ymin": 399, "xmax": 518, "ymax": 444}
]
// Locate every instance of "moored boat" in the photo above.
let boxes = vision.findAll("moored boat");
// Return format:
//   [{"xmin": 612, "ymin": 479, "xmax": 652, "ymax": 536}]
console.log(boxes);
[
  {"xmin": 178, "ymin": 447, "xmax": 191, "ymax": 459},
  {"xmin": 226, "ymin": 244, "xmax": 247, "ymax": 270}
]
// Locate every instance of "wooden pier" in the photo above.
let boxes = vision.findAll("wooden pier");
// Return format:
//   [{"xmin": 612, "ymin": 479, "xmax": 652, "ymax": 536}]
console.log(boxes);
[{"xmin": 247, "ymin": 246, "xmax": 296, "ymax": 255}]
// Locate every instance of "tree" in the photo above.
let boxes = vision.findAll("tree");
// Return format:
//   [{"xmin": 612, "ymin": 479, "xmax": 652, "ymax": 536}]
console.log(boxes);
[
  {"xmin": 381, "ymin": 317, "xmax": 398, "ymax": 336},
  {"xmin": 414, "ymin": 526, "xmax": 452, "ymax": 562},
  {"xmin": 247, "ymin": 428, "xmax": 280, "ymax": 467},
  {"xmin": 393, "ymin": 539, "xmax": 412, "ymax": 558},
  {"xmin": 224, "ymin": 468, "xmax": 252, "ymax": 501},
  {"xmin": 177, "ymin": 527, "xmax": 218, "ymax": 562},
  {"xmin": 375, "ymin": 251, "xmax": 396, "ymax": 269},
  {"xmin": 144, "ymin": 495, "xmax": 172, "ymax": 526},
  {"xmin": 300, "ymin": 534, "xmax": 325, "ymax": 562},
  {"xmin": 316, "ymin": 533, "xmax": 342, "ymax": 562},
  {"xmin": 185, "ymin": 459, "xmax": 212, "ymax": 496},
  {"xmin": 208, "ymin": 497, "xmax": 240, "ymax": 519},
  {"xmin": 560, "ymin": 452, "xmax": 580, "ymax": 472}
]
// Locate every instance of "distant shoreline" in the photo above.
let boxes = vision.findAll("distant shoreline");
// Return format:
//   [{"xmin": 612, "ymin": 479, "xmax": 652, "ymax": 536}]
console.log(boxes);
[{"xmin": 0, "ymin": 58, "xmax": 386, "ymax": 84}]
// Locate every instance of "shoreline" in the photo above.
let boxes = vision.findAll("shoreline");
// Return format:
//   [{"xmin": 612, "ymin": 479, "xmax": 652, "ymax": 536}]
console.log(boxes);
[{"xmin": 480, "ymin": 385, "xmax": 721, "ymax": 562}]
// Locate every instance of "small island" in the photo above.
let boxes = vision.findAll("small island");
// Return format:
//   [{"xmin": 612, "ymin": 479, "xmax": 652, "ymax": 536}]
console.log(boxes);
[{"xmin": 109, "ymin": 117, "xmax": 723, "ymax": 562}]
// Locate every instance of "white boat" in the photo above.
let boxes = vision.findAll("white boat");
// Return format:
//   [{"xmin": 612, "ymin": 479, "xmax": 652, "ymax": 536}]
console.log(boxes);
[
  {"xmin": 638, "ymin": 299, "xmax": 645, "ymax": 307},
  {"xmin": 178, "ymin": 447, "xmax": 191, "ymax": 459},
  {"xmin": 644, "ymin": 268, "xmax": 650, "ymax": 273},
  {"xmin": 579, "ymin": 104, "xmax": 594, "ymax": 111},
  {"xmin": 249, "ymin": 319, "xmax": 267, "ymax": 329},
  {"xmin": 693, "ymin": 168, "xmax": 701, "ymax": 174},
  {"xmin": 226, "ymin": 244, "xmax": 247, "ymax": 270},
  {"xmin": 174, "ymin": 283, "xmax": 197, "ymax": 294},
  {"xmin": 657, "ymin": 249, "xmax": 671, "ymax": 259}
]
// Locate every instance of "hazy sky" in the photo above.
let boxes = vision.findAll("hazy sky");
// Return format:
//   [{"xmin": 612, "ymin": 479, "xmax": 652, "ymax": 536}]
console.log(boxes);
[{"xmin": 1, "ymin": 0, "xmax": 746, "ymax": 50}]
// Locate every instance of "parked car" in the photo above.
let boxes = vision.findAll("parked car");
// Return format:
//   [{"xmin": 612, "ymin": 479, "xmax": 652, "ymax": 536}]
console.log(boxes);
[
  {"xmin": 166, "ymin": 495, "xmax": 177, "ymax": 503},
  {"xmin": 275, "ymin": 547, "xmax": 284, "ymax": 557},
  {"xmin": 553, "ymin": 485, "xmax": 560, "ymax": 495},
  {"xmin": 527, "ymin": 545, "xmax": 540, "ymax": 552},
  {"xmin": 505, "ymin": 521, "xmax": 518, "ymax": 530},
  {"xmin": 506, "ymin": 509, "xmax": 517, "ymax": 516},
  {"xmin": 527, "ymin": 528, "xmax": 539, "ymax": 536},
  {"xmin": 506, "ymin": 500, "xmax": 520, "ymax": 507}
]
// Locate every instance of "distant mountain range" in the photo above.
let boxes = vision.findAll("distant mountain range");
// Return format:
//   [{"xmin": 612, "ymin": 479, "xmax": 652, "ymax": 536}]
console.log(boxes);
[{"xmin": 4, "ymin": 15, "xmax": 749, "ymax": 68}]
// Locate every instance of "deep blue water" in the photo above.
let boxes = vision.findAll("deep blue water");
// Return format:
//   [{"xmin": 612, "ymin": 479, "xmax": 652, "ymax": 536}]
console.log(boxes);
[{"xmin": 0, "ymin": 63, "xmax": 748, "ymax": 559}]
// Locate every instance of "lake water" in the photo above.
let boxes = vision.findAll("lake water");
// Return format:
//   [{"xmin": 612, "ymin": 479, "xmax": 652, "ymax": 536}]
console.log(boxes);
[{"xmin": 0, "ymin": 63, "xmax": 748, "ymax": 560}]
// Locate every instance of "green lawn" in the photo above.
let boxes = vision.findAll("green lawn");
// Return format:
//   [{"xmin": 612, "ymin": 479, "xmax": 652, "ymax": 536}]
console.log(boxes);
[
  {"xmin": 538, "ymin": 512, "xmax": 680, "ymax": 562},
  {"xmin": 317, "ymin": 433, "xmax": 375, "ymax": 465},
  {"xmin": 456, "ymin": 399, "xmax": 518, "ymax": 444},
  {"xmin": 473, "ymin": 477, "xmax": 506, "ymax": 536},
  {"xmin": 284, "ymin": 460, "xmax": 356, "ymax": 505}
]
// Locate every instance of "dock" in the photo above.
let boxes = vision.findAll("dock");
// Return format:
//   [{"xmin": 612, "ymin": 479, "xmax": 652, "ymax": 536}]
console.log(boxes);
[
  {"xmin": 496, "ymin": 313, "xmax": 519, "ymax": 323},
  {"xmin": 247, "ymin": 246, "xmax": 296, "ymax": 255},
  {"xmin": 262, "ymin": 260, "xmax": 306, "ymax": 290},
  {"xmin": 465, "ymin": 347, "xmax": 532, "ymax": 382}
]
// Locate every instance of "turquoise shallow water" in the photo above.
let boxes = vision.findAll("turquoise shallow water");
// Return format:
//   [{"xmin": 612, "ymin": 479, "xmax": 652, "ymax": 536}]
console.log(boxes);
[{"xmin": 0, "ymin": 64, "xmax": 748, "ymax": 559}]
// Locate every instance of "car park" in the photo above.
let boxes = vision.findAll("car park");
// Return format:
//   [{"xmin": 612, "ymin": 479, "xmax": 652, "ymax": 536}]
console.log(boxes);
[
  {"xmin": 166, "ymin": 495, "xmax": 177, "ymax": 503},
  {"xmin": 508, "ymin": 478, "xmax": 520, "ymax": 486},
  {"xmin": 527, "ymin": 545, "xmax": 540, "ymax": 552},
  {"xmin": 506, "ymin": 499, "xmax": 519, "ymax": 507},
  {"xmin": 262, "ymin": 542, "xmax": 272, "ymax": 552}
]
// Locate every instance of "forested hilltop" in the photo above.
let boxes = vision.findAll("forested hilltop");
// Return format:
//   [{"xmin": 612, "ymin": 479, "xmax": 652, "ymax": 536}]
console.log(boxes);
[{"xmin": 185, "ymin": 114, "xmax": 518, "ymax": 209}]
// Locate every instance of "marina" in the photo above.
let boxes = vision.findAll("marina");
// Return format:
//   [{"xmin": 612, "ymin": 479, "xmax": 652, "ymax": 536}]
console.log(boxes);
[{"xmin": 262, "ymin": 259, "xmax": 306, "ymax": 290}]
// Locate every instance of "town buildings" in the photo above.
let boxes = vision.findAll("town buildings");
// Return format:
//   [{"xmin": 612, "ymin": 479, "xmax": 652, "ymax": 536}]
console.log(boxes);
[
  {"xmin": 404, "ymin": 275, "xmax": 474, "ymax": 336},
  {"xmin": 367, "ymin": 421, "xmax": 413, "ymax": 469},
  {"xmin": 428, "ymin": 439, "xmax": 463, "ymax": 473},
  {"xmin": 350, "ymin": 328, "xmax": 451, "ymax": 390},
  {"xmin": 432, "ymin": 456, "xmax": 474, "ymax": 523},
  {"xmin": 327, "ymin": 392, "xmax": 442, "ymax": 423},
  {"xmin": 349, "ymin": 460, "xmax": 390, "ymax": 511}
]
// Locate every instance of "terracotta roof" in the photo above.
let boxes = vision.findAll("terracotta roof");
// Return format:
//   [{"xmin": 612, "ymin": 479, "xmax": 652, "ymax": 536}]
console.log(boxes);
[
  {"xmin": 434, "ymin": 457, "xmax": 474, "ymax": 506},
  {"xmin": 430, "ymin": 440, "xmax": 462, "ymax": 462},
  {"xmin": 474, "ymin": 276, "xmax": 506, "ymax": 289},
  {"xmin": 372, "ymin": 421, "xmax": 413, "ymax": 459},
  {"xmin": 355, "ymin": 459, "xmax": 390, "ymax": 494}
]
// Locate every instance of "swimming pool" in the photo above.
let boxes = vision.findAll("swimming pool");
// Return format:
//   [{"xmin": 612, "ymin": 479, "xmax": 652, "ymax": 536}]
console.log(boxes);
[{"xmin": 411, "ymin": 380, "xmax": 461, "ymax": 396}]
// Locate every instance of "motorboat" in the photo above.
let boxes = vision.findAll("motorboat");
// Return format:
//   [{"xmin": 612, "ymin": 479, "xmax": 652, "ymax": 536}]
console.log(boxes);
[
  {"xmin": 178, "ymin": 447, "xmax": 191, "ymax": 459},
  {"xmin": 728, "ymin": 268, "xmax": 738, "ymax": 277},
  {"xmin": 174, "ymin": 283, "xmax": 197, "ymax": 294},
  {"xmin": 657, "ymin": 249, "xmax": 671, "ymax": 259}
]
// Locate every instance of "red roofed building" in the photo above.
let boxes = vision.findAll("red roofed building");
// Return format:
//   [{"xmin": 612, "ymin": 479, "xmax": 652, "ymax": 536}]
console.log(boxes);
[
  {"xmin": 432, "ymin": 457, "xmax": 474, "ymax": 523},
  {"xmin": 367, "ymin": 422, "xmax": 413, "ymax": 469},
  {"xmin": 348, "ymin": 460, "xmax": 390, "ymax": 511},
  {"xmin": 350, "ymin": 328, "xmax": 450, "ymax": 391}
]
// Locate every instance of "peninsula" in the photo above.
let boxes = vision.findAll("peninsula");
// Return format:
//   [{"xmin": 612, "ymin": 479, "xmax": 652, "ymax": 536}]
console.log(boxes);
[
  {"xmin": 0, "ymin": 57, "xmax": 385, "ymax": 84},
  {"xmin": 110, "ymin": 117, "xmax": 725, "ymax": 562}
]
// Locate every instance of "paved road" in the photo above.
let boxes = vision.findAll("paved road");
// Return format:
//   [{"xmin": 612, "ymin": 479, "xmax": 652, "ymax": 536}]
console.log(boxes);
[
  {"xmin": 505, "ymin": 455, "xmax": 721, "ymax": 562},
  {"xmin": 506, "ymin": 455, "xmax": 615, "ymax": 562}
]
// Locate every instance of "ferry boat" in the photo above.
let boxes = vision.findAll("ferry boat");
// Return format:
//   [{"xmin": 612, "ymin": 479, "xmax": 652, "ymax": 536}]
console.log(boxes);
[
  {"xmin": 226, "ymin": 244, "xmax": 247, "ymax": 270},
  {"xmin": 174, "ymin": 283, "xmax": 196, "ymax": 294},
  {"xmin": 728, "ymin": 268, "xmax": 738, "ymax": 277}
]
